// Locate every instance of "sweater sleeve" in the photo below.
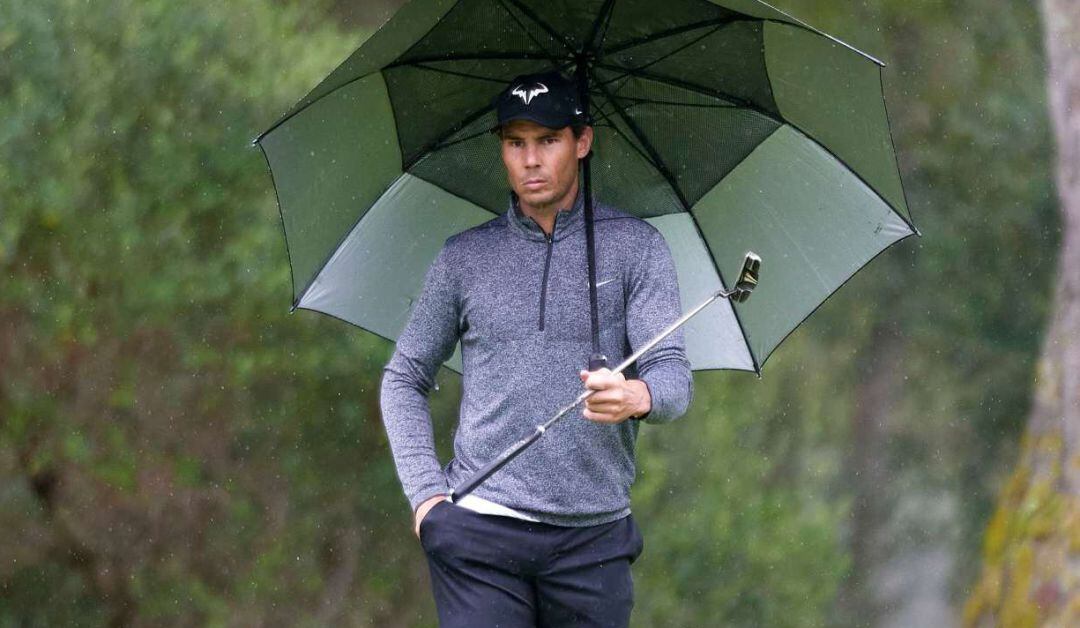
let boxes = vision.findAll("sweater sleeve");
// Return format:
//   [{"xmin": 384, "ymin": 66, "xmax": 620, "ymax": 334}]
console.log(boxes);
[
  {"xmin": 379, "ymin": 240, "xmax": 460, "ymax": 513},
  {"xmin": 625, "ymin": 227, "xmax": 694, "ymax": 424}
]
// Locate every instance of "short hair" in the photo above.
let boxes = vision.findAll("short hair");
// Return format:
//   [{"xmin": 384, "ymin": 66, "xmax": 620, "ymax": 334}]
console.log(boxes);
[{"xmin": 493, "ymin": 124, "xmax": 589, "ymax": 139}]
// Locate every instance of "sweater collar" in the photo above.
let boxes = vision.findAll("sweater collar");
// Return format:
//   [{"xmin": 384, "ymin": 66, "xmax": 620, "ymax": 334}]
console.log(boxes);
[{"xmin": 505, "ymin": 185, "xmax": 586, "ymax": 242}]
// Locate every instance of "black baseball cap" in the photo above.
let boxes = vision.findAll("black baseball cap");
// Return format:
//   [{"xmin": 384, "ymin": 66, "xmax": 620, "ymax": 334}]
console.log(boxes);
[{"xmin": 490, "ymin": 70, "xmax": 589, "ymax": 133}]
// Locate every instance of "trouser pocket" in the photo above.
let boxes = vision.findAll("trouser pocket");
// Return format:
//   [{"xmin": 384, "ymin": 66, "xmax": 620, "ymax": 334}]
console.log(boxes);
[
  {"xmin": 418, "ymin": 499, "xmax": 452, "ymax": 550},
  {"xmin": 628, "ymin": 514, "xmax": 645, "ymax": 563}
]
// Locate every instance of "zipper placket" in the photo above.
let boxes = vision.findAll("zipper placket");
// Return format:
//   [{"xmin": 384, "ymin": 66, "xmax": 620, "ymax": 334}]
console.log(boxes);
[
  {"xmin": 539, "ymin": 232, "xmax": 553, "ymax": 331},
  {"xmin": 537, "ymin": 211, "xmax": 560, "ymax": 332}
]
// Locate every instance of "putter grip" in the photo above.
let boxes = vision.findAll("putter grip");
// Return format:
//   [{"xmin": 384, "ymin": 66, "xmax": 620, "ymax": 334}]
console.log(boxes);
[{"xmin": 451, "ymin": 427, "xmax": 545, "ymax": 500}]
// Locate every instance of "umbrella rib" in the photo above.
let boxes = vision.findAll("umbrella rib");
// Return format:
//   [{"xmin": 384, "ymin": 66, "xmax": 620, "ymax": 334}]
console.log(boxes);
[
  {"xmin": 502, "ymin": 0, "xmax": 577, "ymax": 53},
  {"xmin": 259, "ymin": 54, "xmax": 561, "ymax": 144},
  {"xmin": 602, "ymin": 16, "xmax": 750, "ymax": 56},
  {"xmin": 586, "ymin": 72, "xmax": 633, "ymax": 120},
  {"xmin": 593, "ymin": 0, "xmax": 619, "ymax": 52},
  {"xmin": 590, "ymin": 68, "xmax": 691, "ymax": 211},
  {"xmin": 615, "ymin": 95, "xmax": 739, "ymax": 109},
  {"xmin": 584, "ymin": 0, "xmax": 618, "ymax": 53},
  {"xmin": 254, "ymin": 143, "xmax": 299, "ymax": 308},
  {"xmin": 426, "ymin": 127, "xmax": 497, "ymax": 153},
  {"xmin": 494, "ymin": 0, "xmax": 568, "ymax": 66},
  {"xmin": 403, "ymin": 62, "xmax": 518, "ymax": 84},
  {"xmin": 591, "ymin": 99, "xmax": 615, "ymax": 123},
  {"xmin": 589, "ymin": 99, "xmax": 651, "ymax": 165},
  {"xmin": 589, "ymin": 105, "xmax": 663, "ymax": 174},
  {"xmin": 385, "ymin": 52, "xmax": 557, "ymax": 68},
  {"xmin": 877, "ymin": 65, "xmax": 918, "ymax": 233},
  {"xmin": 403, "ymin": 103, "xmax": 497, "ymax": 171},
  {"xmin": 604, "ymin": 22, "xmax": 731, "ymax": 80},
  {"xmin": 637, "ymin": 24, "xmax": 733, "ymax": 75},
  {"xmin": 601, "ymin": 14, "xmax": 883, "ymax": 68},
  {"xmin": 593, "ymin": 62, "xmax": 783, "ymax": 126},
  {"xmin": 599, "ymin": 71, "xmax": 634, "ymax": 97}
]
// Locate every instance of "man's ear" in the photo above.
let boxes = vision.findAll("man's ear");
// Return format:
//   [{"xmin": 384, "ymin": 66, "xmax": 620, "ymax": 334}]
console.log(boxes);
[{"xmin": 576, "ymin": 126, "xmax": 593, "ymax": 159}]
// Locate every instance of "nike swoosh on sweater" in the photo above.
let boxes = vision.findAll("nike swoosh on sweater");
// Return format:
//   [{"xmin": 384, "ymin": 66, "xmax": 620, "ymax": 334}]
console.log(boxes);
[{"xmin": 380, "ymin": 187, "xmax": 693, "ymax": 527}]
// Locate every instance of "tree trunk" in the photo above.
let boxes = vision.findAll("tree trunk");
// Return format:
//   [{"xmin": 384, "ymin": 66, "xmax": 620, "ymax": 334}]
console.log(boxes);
[
  {"xmin": 964, "ymin": 1, "xmax": 1080, "ymax": 625},
  {"xmin": 835, "ymin": 322, "xmax": 901, "ymax": 626}
]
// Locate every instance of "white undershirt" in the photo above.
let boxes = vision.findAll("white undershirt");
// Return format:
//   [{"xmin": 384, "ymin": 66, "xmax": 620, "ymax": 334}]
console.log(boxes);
[{"xmin": 451, "ymin": 493, "xmax": 540, "ymax": 522}]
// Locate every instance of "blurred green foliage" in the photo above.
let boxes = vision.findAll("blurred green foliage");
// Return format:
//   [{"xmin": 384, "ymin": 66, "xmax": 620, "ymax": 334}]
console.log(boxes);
[
  {"xmin": 0, "ymin": 0, "xmax": 1059, "ymax": 626},
  {"xmin": 0, "ymin": 0, "xmax": 428, "ymax": 625}
]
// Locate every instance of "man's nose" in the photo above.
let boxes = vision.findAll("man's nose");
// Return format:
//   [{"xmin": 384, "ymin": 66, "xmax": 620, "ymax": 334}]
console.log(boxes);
[{"xmin": 523, "ymin": 143, "xmax": 541, "ymax": 167}]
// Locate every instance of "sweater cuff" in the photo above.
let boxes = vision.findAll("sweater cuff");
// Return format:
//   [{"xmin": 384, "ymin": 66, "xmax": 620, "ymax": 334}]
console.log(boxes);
[
  {"xmin": 636, "ymin": 367, "xmax": 693, "ymax": 424},
  {"xmin": 630, "ymin": 379, "xmax": 653, "ymax": 421},
  {"xmin": 408, "ymin": 475, "xmax": 451, "ymax": 514}
]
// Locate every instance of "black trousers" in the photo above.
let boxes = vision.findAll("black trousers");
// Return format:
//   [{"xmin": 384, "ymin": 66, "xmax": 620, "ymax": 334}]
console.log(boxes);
[{"xmin": 419, "ymin": 500, "xmax": 645, "ymax": 627}]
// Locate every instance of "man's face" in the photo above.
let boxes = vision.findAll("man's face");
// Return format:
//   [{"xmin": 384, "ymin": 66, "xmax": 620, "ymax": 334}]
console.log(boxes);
[{"xmin": 499, "ymin": 119, "xmax": 593, "ymax": 211}]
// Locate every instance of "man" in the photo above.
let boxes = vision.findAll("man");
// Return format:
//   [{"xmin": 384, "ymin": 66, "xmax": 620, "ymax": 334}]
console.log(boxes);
[{"xmin": 379, "ymin": 70, "xmax": 693, "ymax": 627}]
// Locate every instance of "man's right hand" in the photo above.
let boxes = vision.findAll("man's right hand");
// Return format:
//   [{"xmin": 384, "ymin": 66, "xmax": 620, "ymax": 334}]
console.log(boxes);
[{"xmin": 414, "ymin": 494, "xmax": 449, "ymax": 539}]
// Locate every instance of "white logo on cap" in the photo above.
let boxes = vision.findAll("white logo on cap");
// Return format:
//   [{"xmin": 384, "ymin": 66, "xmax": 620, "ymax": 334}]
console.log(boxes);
[
  {"xmin": 574, "ymin": 108, "xmax": 583, "ymax": 115},
  {"xmin": 512, "ymin": 82, "xmax": 549, "ymax": 105}
]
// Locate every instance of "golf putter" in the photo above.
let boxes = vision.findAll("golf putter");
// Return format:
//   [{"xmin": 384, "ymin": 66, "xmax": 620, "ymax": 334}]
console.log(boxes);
[
  {"xmin": 450, "ymin": 251, "xmax": 762, "ymax": 502},
  {"xmin": 732, "ymin": 251, "xmax": 761, "ymax": 303}
]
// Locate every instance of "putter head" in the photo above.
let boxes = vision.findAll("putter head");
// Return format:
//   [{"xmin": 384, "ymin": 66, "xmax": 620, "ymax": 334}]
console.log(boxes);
[{"xmin": 732, "ymin": 251, "xmax": 761, "ymax": 303}]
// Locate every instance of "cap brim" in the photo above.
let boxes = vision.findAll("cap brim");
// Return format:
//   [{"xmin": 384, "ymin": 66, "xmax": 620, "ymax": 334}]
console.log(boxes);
[{"xmin": 491, "ymin": 112, "xmax": 586, "ymax": 134}]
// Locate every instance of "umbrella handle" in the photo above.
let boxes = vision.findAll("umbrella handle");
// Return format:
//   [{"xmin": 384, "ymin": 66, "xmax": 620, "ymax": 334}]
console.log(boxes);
[{"xmin": 449, "ymin": 257, "xmax": 760, "ymax": 503}]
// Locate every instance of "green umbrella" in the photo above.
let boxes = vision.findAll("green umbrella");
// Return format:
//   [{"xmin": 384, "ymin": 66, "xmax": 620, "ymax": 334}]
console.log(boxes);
[{"xmin": 253, "ymin": 0, "xmax": 919, "ymax": 376}]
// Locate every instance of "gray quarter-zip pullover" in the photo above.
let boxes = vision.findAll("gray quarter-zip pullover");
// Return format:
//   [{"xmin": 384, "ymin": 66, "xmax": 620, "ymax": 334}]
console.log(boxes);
[{"xmin": 379, "ymin": 186, "xmax": 693, "ymax": 527}]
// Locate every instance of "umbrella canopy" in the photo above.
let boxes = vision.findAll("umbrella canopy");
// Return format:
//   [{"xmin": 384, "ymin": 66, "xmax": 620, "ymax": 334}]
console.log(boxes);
[{"xmin": 253, "ymin": 0, "xmax": 919, "ymax": 375}]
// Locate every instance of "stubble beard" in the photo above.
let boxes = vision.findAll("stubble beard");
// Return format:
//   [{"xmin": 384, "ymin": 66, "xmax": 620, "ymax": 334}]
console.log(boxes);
[{"xmin": 517, "ymin": 170, "xmax": 577, "ymax": 214}]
